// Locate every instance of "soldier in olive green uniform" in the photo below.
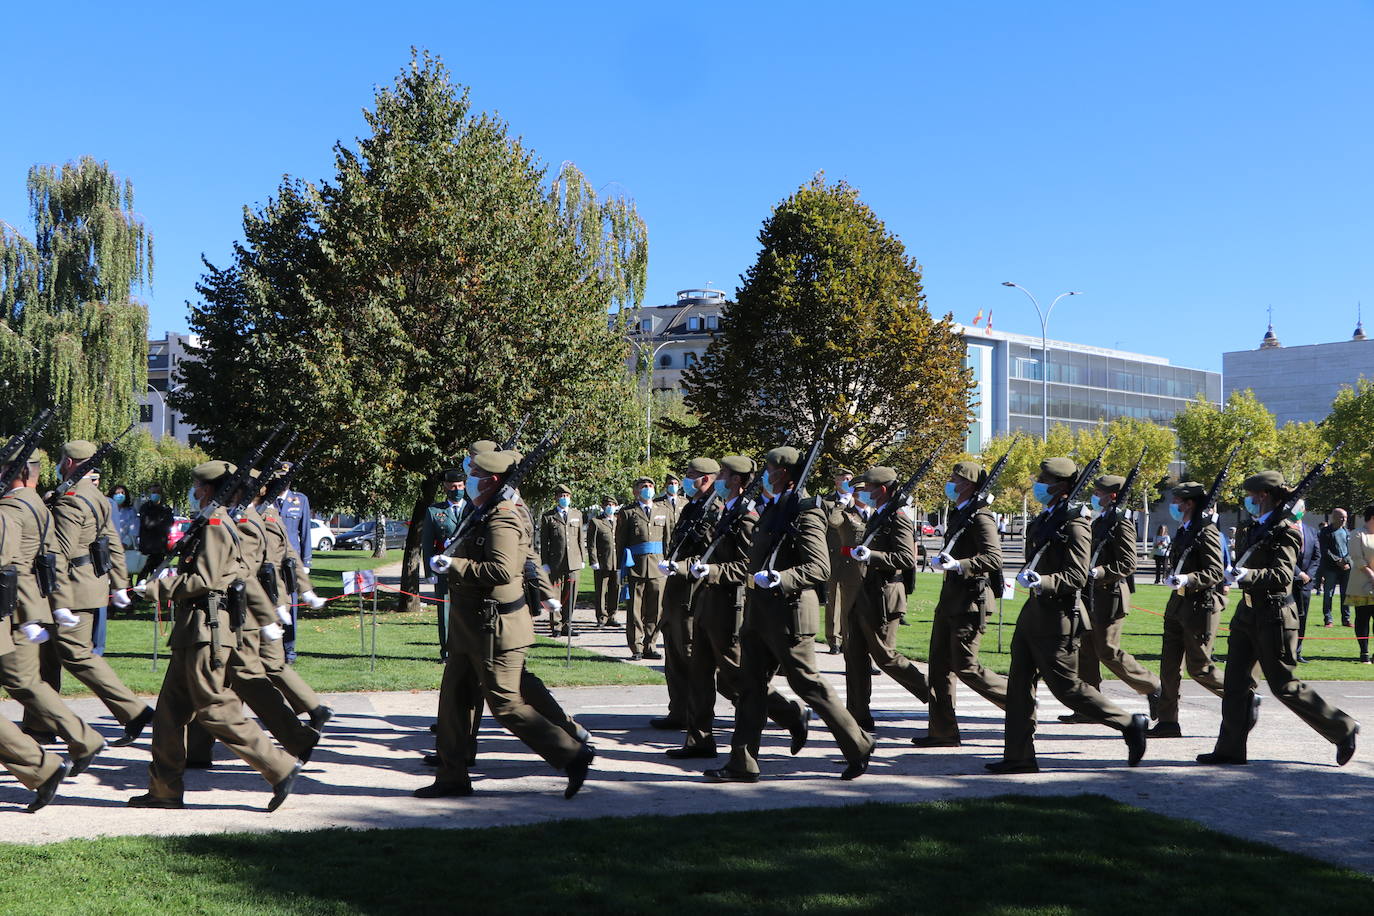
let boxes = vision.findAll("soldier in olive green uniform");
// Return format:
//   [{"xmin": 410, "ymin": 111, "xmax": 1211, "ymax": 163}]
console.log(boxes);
[
  {"xmin": 1199, "ymin": 471, "xmax": 1360, "ymax": 766},
  {"xmin": 843, "ymin": 467, "xmax": 930, "ymax": 731},
  {"xmin": 919, "ymin": 460, "xmax": 1009, "ymax": 747},
  {"xmin": 616, "ymin": 476, "xmax": 672, "ymax": 660},
  {"xmin": 658, "ymin": 473, "xmax": 686, "ymax": 529},
  {"xmin": 585, "ymin": 496, "xmax": 620, "ymax": 627},
  {"xmin": 1061, "ymin": 475, "xmax": 1161, "ymax": 724},
  {"xmin": 989, "ymin": 457, "xmax": 1148, "ymax": 774},
  {"xmin": 705, "ymin": 446, "xmax": 874, "ymax": 782},
  {"xmin": 128, "ymin": 460, "xmax": 302, "ymax": 810},
  {"xmin": 678, "ymin": 456, "xmax": 808, "ymax": 758},
  {"xmin": 45, "ymin": 441, "xmax": 155, "ymax": 745},
  {"xmin": 422, "ymin": 468, "xmax": 470, "ymax": 660},
  {"xmin": 1152, "ymin": 481, "xmax": 1230, "ymax": 737},
  {"xmin": 539, "ymin": 484, "xmax": 583, "ymax": 636},
  {"xmin": 420, "ymin": 450, "xmax": 593, "ymax": 799},
  {"xmin": 0, "ymin": 450, "xmax": 105, "ymax": 774},
  {"xmin": 822, "ymin": 467, "xmax": 861, "ymax": 655}
]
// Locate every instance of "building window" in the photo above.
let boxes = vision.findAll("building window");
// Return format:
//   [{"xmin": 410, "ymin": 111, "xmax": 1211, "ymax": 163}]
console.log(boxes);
[
  {"xmin": 707, "ymin": 315, "xmax": 720, "ymax": 329},
  {"xmin": 139, "ymin": 404, "xmax": 154, "ymax": 424},
  {"xmin": 640, "ymin": 317, "xmax": 654, "ymax": 334},
  {"xmin": 168, "ymin": 416, "xmax": 176, "ymax": 436},
  {"xmin": 659, "ymin": 353, "xmax": 673, "ymax": 368},
  {"xmin": 684, "ymin": 352, "xmax": 699, "ymax": 367},
  {"xmin": 686, "ymin": 316, "xmax": 701, "ymax": 331}
]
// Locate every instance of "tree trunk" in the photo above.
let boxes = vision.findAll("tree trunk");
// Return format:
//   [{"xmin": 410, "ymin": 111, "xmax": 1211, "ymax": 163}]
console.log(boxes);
[
  {"xmin": 372, "ymin": 514, "xmax": 385, "ymax": 558},
  {"xmin": 399, "ymin": 472, "xmax": 442, "ymax": 614}
]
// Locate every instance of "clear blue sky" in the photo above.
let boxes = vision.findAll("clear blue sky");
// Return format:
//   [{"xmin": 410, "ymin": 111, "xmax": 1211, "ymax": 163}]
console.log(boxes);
[{"xmin": 3, "ymin": 1, "xmax": 1371, "ymax": 373}]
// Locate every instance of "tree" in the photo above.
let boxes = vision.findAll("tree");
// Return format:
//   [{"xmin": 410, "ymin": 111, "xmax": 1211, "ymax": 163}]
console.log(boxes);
[
  {"xmin": 679, "ymin": 175, "xmax": 972, "ymax": 479},
  {"xmin": 1074, "ymin": 417, "xmax": 1178, "ymax": 512},
  {"xmin": 0, "ymin": 157, "xmax": 150, "ymax": 474},
  {"xmin": 177, "ymin": 50, "xmax": 647, "ymax": 609},
  {"xmin": 1174, "ymin": 389, "xmax": 1279, "ymax": 507},
  {"xmin": 1322, "ymin": 377, "xmax": 1374, "ymax": 501}
]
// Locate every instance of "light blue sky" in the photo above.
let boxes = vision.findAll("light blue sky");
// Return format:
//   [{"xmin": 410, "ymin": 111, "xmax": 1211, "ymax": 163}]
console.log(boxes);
[{"xmin": 3, "ymin": 1, "xmax": 1371, "ymax": 372}]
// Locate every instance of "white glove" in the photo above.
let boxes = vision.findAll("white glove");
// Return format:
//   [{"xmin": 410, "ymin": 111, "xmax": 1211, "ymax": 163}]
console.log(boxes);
[
  {"xmin": 1224, "ymin": 566, "xmax": 1251, "ymax": 586},
  {"xmin": 657, "ymin": 560, "xmax": 676, "ymax": 575},
  {"xmin": 20, "ymin": 622, "xmax": 48, "ymax": 644},
  {"xmin": 276, "ymin": 605, "xmax": 292, "ymax": 626},
  {"xmin": 110, "ymin": 588, "xmax": 131, "ymax": 608},
  {"xmin": 1016, "ymin": 570, "xmax": 1043, "ymax": 591},
  {"xmin": 541, "ymin": 598, "xmax": 562, "ymax": 616},
  {"xmin": 934, "ymin": 553, "xmax": 962, "ymax": 574},
  {"xmin": 302, "ymin": 590, "xmax": 326, "ymax": 610},
  {"xmin": 429, "ymin": 555, "xmax": 453, "ymax": 574},
  {"xmin": 1165, "ymin": 573, "xmax": 1191, "ymax": 589},
  {"xmin": 753, "ymin": 570, "xmax": 782, "ymax": 589},
  {"xmin": 53, "ymin": 608, "xmax": 79, "ymax": 628},
  {"xmin": 261, "ymin": 622, "xmax": 285, "ymax": 641},
  {"xmin": 1089, "ymin": 566, "xmax": 1104, "ymax": 580},
  {"xmin": 850, "ymin": 545, "xmax": 872, "ymax": 562},
  {"xmin": 130, "ymin": 581, "xmax": 148, "ymax": 598},
  {"xmin": 591, "ymin": 562, "xmax": 600, "ymax": 571},
  {"xmin": 690, "ymin": 561, "xmax": 712, "ymax": 580},
  {"xmin": 301, "ymin": 566, "xmax": 310, "ymax": 576}
]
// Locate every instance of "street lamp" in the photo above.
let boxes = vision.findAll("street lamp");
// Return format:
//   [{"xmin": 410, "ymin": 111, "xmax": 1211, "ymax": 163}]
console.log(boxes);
[
  {"xmin": 623, "ymin": 302, "xmax": 694, "ymax": 463},
  {"xmin": 1001, "ymin": 283, "xmax": 1082, "ymax": 439},
  {"xmin": 144, "ymin": 383, "xmax": 184, "ymax": 441}
]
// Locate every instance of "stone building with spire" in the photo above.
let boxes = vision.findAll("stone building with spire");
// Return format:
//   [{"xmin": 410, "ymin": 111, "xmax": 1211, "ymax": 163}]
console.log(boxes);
[{"xmin": 1222, "ymin": 312, "xmax": 1374, "ymax": 424}]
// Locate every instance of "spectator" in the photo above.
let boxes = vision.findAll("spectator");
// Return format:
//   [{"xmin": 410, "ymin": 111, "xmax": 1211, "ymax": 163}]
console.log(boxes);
[
  {"xmin": 1318, "ymin": 508, "xmax": 1352, "ymax": 627},
  {"xmin": 1346, "ymin": 504, "xmax": 1374, "ymax": 663},
  {"xmin": 109, "ymin": 483, "xmax": 139, "ymax": 552},
  {"xmin": 1151, "ymin": 524, "xmax": 1171, "ymax": 584},
  {"xmin": 275, "ymin": 479, "xmax": 314, "ymax": 663},
  {"xmin": 136, "ymin": 483, "xmax": 175, "ymax": 583},
  {"xmin": 1291, "ymin": 501, "xmax": 1319, "ymax": 663}
]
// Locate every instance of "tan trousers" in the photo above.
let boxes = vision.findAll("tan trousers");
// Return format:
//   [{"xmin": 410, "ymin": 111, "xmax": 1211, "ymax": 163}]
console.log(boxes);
[
  {"xmin": 660, "ymin": 576, "xmax": 694, "ymax": 723},
  {"xmin": 823, "ymin": 575, "xmax": 851, "ymax": 645},
  {"xmin": 50, "ymin": 609, "xmax": 148, "ymax": 725},
  {"xmin": 259, "ymin": 629, "xmax": 320, "ymax": 716},
  {"xmin": 843, "ymin": 600, "xmax": 930, "ymax": 727},
  {"xmin": 624, "ymin": 576, "xmax": 663, "ymax": 655},
  {"xmin": 926, "ymin": 611, "xmax": 1009, "ymax": 740},
  {"xmin": 187, "ymin": 630, "xmax": 318, "ymax": 761},
  {"xmin": 0, "ymin": 652, "xmax": 62, "ymax": 790},
  {"xmin": 592, "ymin": 570, "xmax": 618, "ymax": 624},
  {"xmin": 1158, "ymin": 607, "xmax": 1226, "ymax": 724},
  {"xmin": 1, "ymin": 625, "xmax": 103, "ymax": 757},
  {"xmin": 1079, "ymin": 613, "xmax": 1162, "ymax": 696}
]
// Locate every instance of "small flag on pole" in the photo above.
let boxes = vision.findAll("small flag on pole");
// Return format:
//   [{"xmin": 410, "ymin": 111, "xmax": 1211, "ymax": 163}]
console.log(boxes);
[
  {"xmin": 985, "ymin": 310, "xmax": 994, "ymax": 335},
  {"xmin": 342, "ymin": 570, "xmax": 377, "ymax": 595},
  {"xmin": 971, "ymin": 309, "xmax": 984, "ymax": 326}
]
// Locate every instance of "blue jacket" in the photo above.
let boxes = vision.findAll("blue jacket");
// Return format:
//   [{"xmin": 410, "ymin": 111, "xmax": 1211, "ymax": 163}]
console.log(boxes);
[
  {"xmin": 276, "ymin": 489, "xmax": 313, "ymax": 566},
  {"xmin": 1293, "ymin": 522, "xmax": 1320, "ymax": 597}
]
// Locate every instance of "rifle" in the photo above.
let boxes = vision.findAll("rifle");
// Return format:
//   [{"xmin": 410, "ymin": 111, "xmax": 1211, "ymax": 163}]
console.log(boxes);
[
  {"xmin": 666, "ymin": 489, "xmax": 720, "ymax": 564},
  {"xmin": 262, "ymin": 440, "xmax": 321, "ymax": 505},
  {"xmin": 941, "ymin": 436, "xmax": 1020, "ymax": 554},
  {"xmin": 858, "ymin": 439, "xmax": 948, "ymax": 548},
  {"xmin": 1169, "ymin": 444, "xmax": 1241, "ymax": 582},
  {"xmin": 1232, "ymin": 443, "xmax": 1342, "ymax": 571},
  {"xmin": 45, "ymin": 422, "xmax": 137, "ymax": 506},
  {"xmin": 1088, "ymin": 446, "xmax": 1148, "ymax": 570},
  {"xmin": 1019, "ymin": 435, "xmax": 1114, "ymax": 578},
  {"xmin": 228, "ymin": 431, "xmax": 298, "ymax": 516},
  {"xmin": 695, "ymin": 461, "xmax": 770, "ymax": 568},
  {"xmin": 0, "ymin": 407, "xmax": 57, "ymax": 493},
  {"xmin": 762, "ymin": 417, "xmax": 833, "ymax": 574},
  {"xmin": 500, "ymin": 413, "xmax": 531, "ymax": 451}
]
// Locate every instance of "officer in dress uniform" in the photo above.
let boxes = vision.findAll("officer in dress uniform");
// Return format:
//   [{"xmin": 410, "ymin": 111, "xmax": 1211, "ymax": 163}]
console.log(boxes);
[
  {"xmin": 585, "ymin": 496, "xmax": 620, "ymax": 627},
  {"xmin": 422, "ymin": 469, "xmax": 469, "ymax": 660},
  {"xmin": 616, "ymin": 477, "xmax": 671, "ymax": 660},
  {"xmin": 539, "ymin": 484, "xmax": 583, "ymax": 637},
  {"xmin": 822, "ymin": 466, "xmax": 861, "ymax": 655},
  {"xmin": 275, "ymin": 478, "xmax": 313, "ymax": 663}
]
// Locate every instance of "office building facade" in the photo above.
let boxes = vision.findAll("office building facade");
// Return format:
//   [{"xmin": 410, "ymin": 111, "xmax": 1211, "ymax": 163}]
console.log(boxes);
[
  {"xmin": 622, "ymin": 288, "xmax": 727, "ymax": 391},
  {"xmin": 139, "ymin": 331, "xmax": 201, "ymax": 445},
  {"xmin": 1222, "ymin": 321, "xmax": 1374, "ymax": 425}
]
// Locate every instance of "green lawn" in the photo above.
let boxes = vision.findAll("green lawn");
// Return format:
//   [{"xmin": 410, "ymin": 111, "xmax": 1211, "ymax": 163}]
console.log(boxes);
[{"xmin": 0, "ymin": 796, "xmax": 1368, "ymax": 915}]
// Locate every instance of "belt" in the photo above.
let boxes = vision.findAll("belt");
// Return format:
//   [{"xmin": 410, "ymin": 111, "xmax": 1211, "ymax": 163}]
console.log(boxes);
[
  {"xmin": 68, "ymin": 556, "xmax": 92, "ymax": 568},
  {"xmin": 496, "ymin": 598, "xmax": 527, "ymax": 614},
  {"xmin": 628, "ymin": 541, "xmax": 663, "ymax": 557}
]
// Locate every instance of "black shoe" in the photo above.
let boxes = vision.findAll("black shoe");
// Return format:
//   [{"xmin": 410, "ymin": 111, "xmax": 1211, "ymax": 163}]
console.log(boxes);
[
  {"xmin": 899, "ymin": 617, "xmax": 910, "ymax": 626},
  {"xmin": 984, "ymin": 760, "xmax": 1039, "ymax": 774},
  {"xmin": 69, "ymin": 740, "xmax": 106, "ymax": 777},
  {"xmin": 1125, "ymin": 713, "xmax": 1148, "ymax": 766},
  {"xmin": 1337, "ymin": 723, "xmax": 1359, "ymax": 767},
  {"xmin": 789, "ymin": 707, "xmax": 813, "ymax": 755},
  {"xmin": 1147, "ymin": 689, "xmax": 1161, "ymax": 721},
  {"xmin": 643, "ymin": 650, "xmax": 663, "ymax": 660},
  {"xmin": 703, "ymin": 767, "xmax": 759, "ymax": 783},
  {"xmin": 560, "ymin": 625, "xmax": 572, "ymax": 636},
  {"xmin": 185, "ymin": 759, "xmax": 214, "ymax": 769},
  {"xmin": 126, "ymin": 791, "xmax": 184, "ymax": 809},
  {"xmin": 1057, "ymin": 713, "xmax": 1095, "ymax": 725},
  {"xmin": 564, "ymin": 744, "xmax": 595, "ymax": 799},
  {"xmin": 649, "ymin": 716, "xmax": 685, "ymax": 731},
  {"xmin": 606, "ymin": 618, "xmax": 621, "ymax": 628},
  {"xmin": 1247, "ymin": 694, "xmax": 1262, "ymax": 733},
  {"xmin": 1196, "ymin": 752, "xmax": 1247, "ymax": 765},
  {"xmin": 27, "ymin": 761, "xmax": 69, "ymax": 813},
  {"xmin": 422, "ymin": 753, "xmax": 440, "ymax": 767},
  {"xmin": 20, "ymin": 727, "xmax": 58, "ymax": 744},
  {"xmin": 1147, "ymin": 722, "xmax": 1182, "ymax": 738},
  {"xmin": 268, "ymin": 762, "xmax": 303, "ymax": 812},
  {"xmin": 840, "ymin": 743, "xmax": 872, "ymax": 781},
  {"xmin": 666, "ymin": 744, "xmax": 718, "ymax": 759},
  {"xmin": 428, "ymin": 723, "xmax": 438, "ymax": 733},
  {"xmin": 912, "ymin": 735, "xmax": 961, "ymax": 748},
  {"xmin": 309, "ymin": 705, "xmax": 335, "ymax": 732},
  {"xmin": 298, "ymin": 729, "xmax": 322, "ymax": 765},
  {"xmin": 111, "ymin": 707, "xmax": 154, "ymax": 747},
  {"xmin": 828, "ymin": 643, "xmax": 841, "ymax": 655},
  {"xmin": 629, "ymin": 653, "xmax": 643, "ymax": 661},
  {"xmin": 413, "ymin": 780, "xmax": 473, "ymax": 798}
]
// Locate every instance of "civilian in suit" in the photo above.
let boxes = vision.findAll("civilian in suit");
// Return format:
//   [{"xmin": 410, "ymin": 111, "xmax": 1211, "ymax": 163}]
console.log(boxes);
[
  {"xmin": 1317, "ymin": 509, "xmax": 1352, "ymax": 626},
  {"xmin": 1292, "ymin": 503, "xmax": 1319, "ymax": 663}
]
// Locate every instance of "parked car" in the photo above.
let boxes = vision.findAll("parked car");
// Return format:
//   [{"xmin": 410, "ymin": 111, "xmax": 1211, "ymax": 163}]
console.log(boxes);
[
  {"xmin": 920, "ymin": 522, "xmax": 936, "ymax": 536},
  {"xmin": 335, "ymin": 520, "xmax": 409, "ymax": 551},
  {"xmin": 167, "ymin": 516, "xmax": 193, "ymax": 549},
  {"xmin": 309, "ymin": 518, "xmax": 335, "ymax": 552}
]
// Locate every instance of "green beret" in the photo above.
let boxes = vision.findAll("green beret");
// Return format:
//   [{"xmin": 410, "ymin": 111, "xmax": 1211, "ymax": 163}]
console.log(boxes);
[
  {"xmin": 1040, "ymin": 457, "xmax": 1077, "ymax": 481},
  {"xmin": 829, "ymin": 465, "xmax": 854, "ymax": 478},
  {"xmin": 473, "ymin": 451, "xmax": 517, "ymax": 476},
  {"xmin": 686, "ymin": 457, "xmax": 720, "ymax": 476},
  {"xmin": 952, "ymin": 460, "xmax": 984, "ymax": 484},
  {"xmin": 664, "ymin": 472, "xmax": 681, "ymax": 483},
  {"xmin": 720, "ymin": 455, "xmax": 755, "ymax": 475},
  {"xmin": 61, "ymin": 440, "xmax": 97, "ymax": 462},
  {"xmin": 1171, "ymin": 481, "xmax": 1205, "ymax": 502},
  {"xmin": 858, "ymin": 466, "xmax": 898, "ymax": 487},
  {"xmin": 468, "ymin": 440, "xmax": 498, "ymax": 456},
  {"xmin": 1094, "ymin": 474, "xmax": 1126, "ymax": 493},
  {"xmin": 1243, "ymin": 470, "xmax": 1287, "ymax": 494},
  {"xmin": 764, "ymin": 446, "xmax": 801, "ymax": 468},
  {"xmin": 193, "ymin": 460, "xmax": 235, "ymax": 484},
  {"xmin": 633, "ymin": 476, "xmax": 655, "ymax": 487},
  {"xmin": 554, "ymin": 483, "xmax": 572, "ymax": 496},
  {"xmin": 601, "ymin": 494, "xmax": 616, "ymax": 504}
]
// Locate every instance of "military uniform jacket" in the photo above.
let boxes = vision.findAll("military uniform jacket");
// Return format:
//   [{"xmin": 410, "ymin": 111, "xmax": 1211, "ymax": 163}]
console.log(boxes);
[
  {"xmin": 665, "ymin": 496, "xmax": 722, "ymax": 575},
  {"xmin": 585, "ymin": 515, "xmax": 617, "ymax": 569},
  {"xmin": 934, "ymin": 505, "xmax": 1002, "ymax": 618},
  {"xmin": 445, "ymin": 497, "xmax": 535, "ymax": 651},
  {"xmin": 230, "ymin": 505, "xmax": 275, "ymax": 629},
  {"xmin": 656, "ymin": 494, "xmax": 686, "ymax": 530},
  {"xmin": 260, "ymin": 503, "xmax": 307, "ymax": 598},
  {"xmin": 50, "ymin": 476, "xmax": 129, "ymax": 610},
  {"xmin": 1163, "ymin": 520, "xmax": 1225, "ymax": 620},
  {"xmin": 0, "ymin": 487, "xmax": 61, "ymax": 624},
  {"xmin": 1234, "ymin": 520, "xmax": 1300, "ymax": 620},
  {"xmin": 144, "ymin": 506, "xmax": 246, "ymax": 649},
  {"xmin": 745, "ymin": 493, "xmax": 830, "ymax": 636},
  {"xmin": 0, "ymin": 509, "xmax": 24, "ymax": 652},
  {"xmin": 615, "ymin": 501, "xmax": 672, "ymax": 580},
  {"xmin": 1086, "ymin": 511, "xmax": 1136, "ymax": 620},
  {"xmin": 1024, "ymin": 503, "xmax": 1090, "ymax": 609},
  {"xmin": 823, "ymin": 493, "xmax": 865, "ymax": 591},
  {"xmin": 857, "ymin": 504, "xmax": 915, "ymax": 620},
  {"xmin": 539, "ymin": 505, "xmax": 585, "ymax": 577},
  {"xmin": 514, "ymin": 498, "xmax": 557, "ymax": 606},
  {"xmin": 703, "ymin": 498, "xmax": 758, "ymax": 595},
  {"xmin": 422, "ymin": 498, "xmax": 467, "ymax": 564}
]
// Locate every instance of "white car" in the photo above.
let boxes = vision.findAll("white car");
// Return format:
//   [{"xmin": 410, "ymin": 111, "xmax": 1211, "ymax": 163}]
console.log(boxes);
[{"xmin": 309, "ymin": 518, "xmax": 335, "ymax": 552}]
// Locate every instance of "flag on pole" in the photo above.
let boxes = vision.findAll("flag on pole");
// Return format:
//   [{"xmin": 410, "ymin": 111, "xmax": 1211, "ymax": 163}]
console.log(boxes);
[
  {"xmin": 985, "ymin": 310, "xmax": 994, "ymax": 335},
  {"xmin": 971, "ymin": 309, "xmax": 984, "ymax": 326},
  {"xmin": 342, "ymin": 569, "xmax": 377, "ymax": 595}
]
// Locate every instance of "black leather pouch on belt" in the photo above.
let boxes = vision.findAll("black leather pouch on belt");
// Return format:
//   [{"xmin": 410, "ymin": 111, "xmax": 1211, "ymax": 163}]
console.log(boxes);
[
  {"xmin": 0, "ymin": 565, "xmax": 17, "ymax": 618},
  {"xmin": 282, "ymin": 556, "xmax": 299, "ymax": 594},
  {"xmin": 33, "ymin": 552, "xmax": 58, "ymax": 597},
  {"xmin": 257, "ymin": 562, "xmax": 279, "ymax": 604},
  {"xmin": 226, "ymin": 579, "xmax": 248, "ymax": 630},
  {"xmin": 89, "ymin": 535, "xmax": 114, "ymax": 576}
]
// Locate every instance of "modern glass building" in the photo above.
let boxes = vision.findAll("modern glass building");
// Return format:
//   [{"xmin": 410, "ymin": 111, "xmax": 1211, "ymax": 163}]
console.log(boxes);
[{"xmin": 959, "ymin": 324, "xmax": 1221, "ymax": 450}]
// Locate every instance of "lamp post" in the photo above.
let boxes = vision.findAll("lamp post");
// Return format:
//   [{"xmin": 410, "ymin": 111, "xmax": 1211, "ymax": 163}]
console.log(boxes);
[
  {"xmin": 145, "ymin": 383, "xmax": 184, "ymax": 441},
  {"xmin": 623, "ymin": 302, "xmax": 693, "ymax": 463},
  {"xmin": 1000, "ymin": 283, "xmax": 1082, "ymax": 439}
]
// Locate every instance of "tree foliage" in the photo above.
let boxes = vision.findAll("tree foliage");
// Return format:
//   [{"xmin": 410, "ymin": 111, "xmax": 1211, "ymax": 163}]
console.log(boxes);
[
  {"xmin": 1318, "ymin": 377, "xmax": 1374, "ymax": 510},
  {"xmin": 1174, "ymin": 389, "xmax": 1281, "ymax": 507}
]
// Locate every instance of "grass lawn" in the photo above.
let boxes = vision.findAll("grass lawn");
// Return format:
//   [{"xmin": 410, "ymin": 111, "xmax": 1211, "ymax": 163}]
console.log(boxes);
[{"xmin": 0, "ymin": 796, "xmax": 1368, "ymax": 915}]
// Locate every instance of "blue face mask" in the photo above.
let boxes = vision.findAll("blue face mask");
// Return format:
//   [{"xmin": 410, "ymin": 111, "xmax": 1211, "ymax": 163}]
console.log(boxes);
[
  {"xmin": 944, "ymin": 482, "xmax": 958, "ymax": 502},
  {"xmin": 666, "ymin": 484, "xmax": 680, "ymax": 496},
  {"xmin": 713, "ymin": 479, "xmax": 729, "ymax": 499},
  {"xmin": 837, "ymin": 479, "xmax": 853, "ymax": 495},
  {"xmin": 857, "ymin": 490, "xmax": 876, "ymax": 508},
  {"xmin": 466, "ymin": 474, "xmax": 486, "ymax": 497},
  {"xmin": 1244, "ymin": 496, "xmax": 1261, "ymax": 517},
  {"xmin": 462, "ymin": 457, "xmax": 473, "ymax": 475},
  {"xmin": 639, "ymin": 486, "xmax": 655, "ymax": 502},
  {"xmin": 761, "ymin": 470, "xmax": 774, "ymax": 497},
  {"xmin": 113, "ymin": 493, "xmax": 126, "ymax": 506},
  {"xmin": 1168, "ymin": 503, "xmax": 1184, "ymax": 522},
  {"xmin": 1090, "ymin": 495, "xmax": 1103, "ymax": 512},
  {"xmin": 605, "ymin": 505, "xmax": 618, "ymax": 516},
  {"xmin": 683, "ymin": 478, "xmax": 699, "ymax": 497},
  {"xmin": 147, "ymin": 493, "xmax": 160, "ymax": 503},
  {"xmin": 556, "ymin": 496, "xmax": 570, "ymax": 509},
  {"xmin": 1033, "ymin": 482, "xmax": 1053, "ymax": 506}
]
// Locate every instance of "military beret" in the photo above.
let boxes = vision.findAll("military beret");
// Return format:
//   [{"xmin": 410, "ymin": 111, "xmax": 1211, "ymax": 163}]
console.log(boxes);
[
  {"xmin": 829, "ymin": 465, "xmax": 854, "ymax": 478},
  {"xmin": 0, "ymin": 439, "xmax": 30, "ymax": 465},
  {"xmin": 1172, "ymin": 481, "xmax": 1206, "ymax": 502},
  {"xmin": 858, "ymin": 466, "xmax": 898, "ymax": 487},
  {"xmin": 1040, "ymin": 457, "xmax": 1077, "ymax": 481},
  {"xmin": 555, "ymin": 483, "xmax": 572, "ymax": 496},
  {"xmin": 633, "ymin": 476, "xmax": 655, "ymax": 487},
  {"xmin": 1243, "ymin": 470, "xmax": 1287, "ymax": 494},
  {"xmin": 720, "ymin": 455, "xmax": 756, "ymax": 475},
  {"xmin": 601, "ymin": 494, "xmax": 616, "ymax": 504},
  {"xmin": 664, "ymin": 472, "xmax": 681, "ymax": 483},
  {"xmin": 1094, "ymin": 474, "xmax": 1126, "ymax": 493},
  {"xmin": 468, "ymin": 440, "xmax": 498, "ymax": 456},
  {"xmin": 685, "ymin": 457, "xmax": 720, "ymax": 476},
  {"xmin": 764, "ymin": 446, "xmax": 801, "ymax": 468},
  {"xmin": 193, "ymin": 460, "xmax": 235, "ymax": 483},
  {"xmin": 952, "ymin": 460, "xmax": 984, "ymax": 484},
  {"xmin": 473, "ymin": 451, "xmax": 517, "ymax": 476},
  {"xmin": 442, "ymin": 468, "xmax": 463, "ymax": 483},
  {"xmin": 60, "ymin": 440, "xmax": 97, "ymax": 462}
]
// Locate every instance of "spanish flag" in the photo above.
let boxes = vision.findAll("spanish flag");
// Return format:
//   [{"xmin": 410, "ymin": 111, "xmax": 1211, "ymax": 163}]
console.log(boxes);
[{"xmin": 971, "ymin": 309, "xmax": 984, "ymax": 326}]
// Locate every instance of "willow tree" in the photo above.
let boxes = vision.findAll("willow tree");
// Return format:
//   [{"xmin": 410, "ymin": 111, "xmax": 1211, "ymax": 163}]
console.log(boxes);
[
  {"xmin": 179, "ymin": 50, "xmax": 648, "ymax": 607},
  {"xmin": 0, "ymin": 157, "xmax": 150, "ymax": 463}
]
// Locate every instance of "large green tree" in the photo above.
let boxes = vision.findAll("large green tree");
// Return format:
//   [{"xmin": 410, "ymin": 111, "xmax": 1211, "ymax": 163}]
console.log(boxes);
[
  {"xmin": 679, "ymin": 175, "xmax": 972, "ymax": 486},
  {"xmin": 0, "ymin": 157, "xmax": 150, "ymax": 473},
  {"xmin": 1174, "ymin": 389, "xmax": 1279, "ymax": 507},
  {"xmin": 177, "ymin": 51, "xmax": 647, "ymax": 606}
]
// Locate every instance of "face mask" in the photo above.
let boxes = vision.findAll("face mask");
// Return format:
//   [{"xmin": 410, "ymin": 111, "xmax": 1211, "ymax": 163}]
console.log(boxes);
[
  {"xmin": 446, "ymin": 488, "xmax": 463, "ymax": 502},
  {"xmin": 682, "ymin": 478, "xmax": 699, "ymax": 497},
  {"xmin": 1244, "ymin": 496, "xmax": 1261, "ymax": 518},
  {"xmin": 1168, "ymin": 503, "xmax": 1184, "ymax": 522},
  {"xmin": 761, "ymin": 470, "xmax": 774, "ymax": 497},
  {"xmin": 467, "ymin": 475, "xmax": 486, "ymax": 497},
  {"xmin": 857, "ymin": 490, "xmax": 876, "ymax": 508},
  {"xmin": 1293, "ymin": 507, "xmax": 1305, "ymax": 522},
  {"xmin": 462, "ymin": 457, "xmax": 473, "ymax": 475},
  {"xmin": 1033, "ymin": 482, "xmax": 1053, "ymax": 506},
  {"xmin": 1090, "ymin": 495, "xmax": 1103, "ymax": 512},
  {"xmin": 639, "ymin": 486, "xmax": 655, "ymax": 502},
  {"xmin": 604, "ymin": 505, "xmax": 618, "ymax": 516},
  {"xmin": 557, "ymin": 496, "xmax": 571, "ymax": 509},
  {"xmin": 666, "ymin": 484, "xmax": 680, "ymax": 496},
  {"xmin": 837, "ymin": 480, "xmax": 853, "ymax": 495},
  {"xmin": 147, "ymin": 493, "xmax": 160, "ymax": 503},
  {"xmin": 113, "ymin": 493, "xmax": 126, "ymax": 506},
  {"xmin": 713, "ymin": 479, "xmax": 729, "ymax": 499},
  {"xmin": 944, "ymin": 482, "xmax": 958, "ymax": 502}
]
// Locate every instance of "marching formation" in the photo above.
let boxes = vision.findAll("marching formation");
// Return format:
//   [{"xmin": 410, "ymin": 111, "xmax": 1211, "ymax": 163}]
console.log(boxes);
[{"xmin": 0, "ymin": 409, "xmax": 1361, "ymax": 814}]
